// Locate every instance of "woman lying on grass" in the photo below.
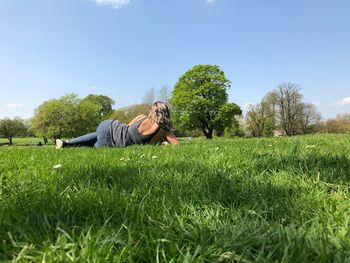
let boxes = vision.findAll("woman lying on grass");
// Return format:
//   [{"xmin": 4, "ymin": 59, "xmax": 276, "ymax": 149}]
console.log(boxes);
[{"xmin": 56, "ymin": 101, "xmax": 179, "ymax": 148}]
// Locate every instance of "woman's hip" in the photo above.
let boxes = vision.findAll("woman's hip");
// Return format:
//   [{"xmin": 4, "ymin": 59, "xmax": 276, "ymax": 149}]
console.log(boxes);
[{"xmin": 95, "ymin": 119, "xmax": 114, "ymax": 147}]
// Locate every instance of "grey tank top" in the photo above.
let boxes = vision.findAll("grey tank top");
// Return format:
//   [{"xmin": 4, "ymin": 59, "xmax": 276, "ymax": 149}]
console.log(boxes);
[{"xmin": 110, "ymin": 117, "xmax": 158, "ymax": 147}]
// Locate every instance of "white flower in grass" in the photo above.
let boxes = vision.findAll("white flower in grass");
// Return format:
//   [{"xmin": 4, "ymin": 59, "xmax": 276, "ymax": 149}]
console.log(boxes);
[
  {"xmin": 219, "ymin": 252, "xmax": 234, "ymax": 261},
  {"xmin": 306, "ymin": 145, "xmax": 316, "ymax": 148},
  {"xmin": 140, "ymin": 154, "xmax": 145, "ymax": 158},
  {"xmin": 53, "ymin": 164, "xmax": 62, "ymax": 169},
  {"xmin": 152, "ymin": 155, "xmax": 157, "ymax": 159},
  {"xmin": 268, "ymin": 144, "xmax": 273, "ymax": 147},
  {"xmin": 248, "ymin": 209, "xmax": 257, "ymax": 215}
]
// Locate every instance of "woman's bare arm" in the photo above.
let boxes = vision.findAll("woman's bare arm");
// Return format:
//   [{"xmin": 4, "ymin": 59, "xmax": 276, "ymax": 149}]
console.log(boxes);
[
  {"xmin": 128, "ymin": 114, "xmax": 146, "ymax": 126},
  {"xmin": 165, "ymin": 131, "xmax": 180, "ymax": 145},
  {"xmin": 146, "ymin": 128, "xmax": 179, "ymax": 145}
]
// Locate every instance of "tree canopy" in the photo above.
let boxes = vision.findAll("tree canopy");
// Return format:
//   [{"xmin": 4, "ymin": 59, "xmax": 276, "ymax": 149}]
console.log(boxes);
[
  {"xmin": 0, "ymin": 118, "xmax": 27, "ymax": 145},
  {"xmin": 171, "ymin": 64, "xmax": 241, "ymax": 139},
  {"xmin": 31, "ymin": 94, "xmax": 104, "ymax": 140},
  {"xmin": 82, "ymin": 94, "xmax": 115, "ymax": 121}
]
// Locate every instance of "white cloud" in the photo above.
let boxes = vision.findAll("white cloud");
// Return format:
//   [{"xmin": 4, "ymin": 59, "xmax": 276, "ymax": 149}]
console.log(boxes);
[
  {"xmin": 330, "ymin": 97, "xmax": 350, "ymax": 106},
  {"xmin": 93, "ymin": 0, "xmax": 130, "ymax": 9},
  {"xmin": 6, "ymin": 102, "xmax": 23, "ymax": 108},
  {"xmin": 339, "ymin": 97, "xmax": 350, "ymax": 105},
  {"xmin": 90, "ymin": 85, "xmax": 97, "ymax": 90}
]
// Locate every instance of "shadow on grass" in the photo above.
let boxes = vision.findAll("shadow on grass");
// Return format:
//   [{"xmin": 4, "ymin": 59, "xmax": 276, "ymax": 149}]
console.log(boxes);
[
  {"xmin": 1, "ymin": 161, "xmax": 298, "ymax": 240},
  {"xmin": 1, "ymin": 153, "xmax": 348, "ymax": 260}
]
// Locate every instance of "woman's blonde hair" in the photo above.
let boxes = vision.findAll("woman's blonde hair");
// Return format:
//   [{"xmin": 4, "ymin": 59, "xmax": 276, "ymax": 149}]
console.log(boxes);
[{"xmin": 148, "ymin": 101, "xmax": 172, "ymax": 131}]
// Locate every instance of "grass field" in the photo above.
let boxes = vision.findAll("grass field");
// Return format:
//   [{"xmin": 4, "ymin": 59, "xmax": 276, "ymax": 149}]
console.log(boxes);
[
  {"xmin": 0, "ymin": 137, "xmax": 52, "ymax": 146},
  {"xmin": 0, "ymin": 134, "xmax": 349, "ymax": 262}
]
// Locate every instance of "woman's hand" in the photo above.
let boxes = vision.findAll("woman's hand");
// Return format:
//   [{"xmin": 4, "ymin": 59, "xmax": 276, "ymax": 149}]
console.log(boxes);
[{"xmin": 165, "ymin": 131, "xmax": 179, "ymax": 145}]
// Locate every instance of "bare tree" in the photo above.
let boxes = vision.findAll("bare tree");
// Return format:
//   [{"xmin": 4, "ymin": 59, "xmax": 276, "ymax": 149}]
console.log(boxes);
[
  {"xmin": 248, "ymin": 84, "xmax": 322, "ymax": 137},
  {"xmin": 142, "ymin": 87, "xmax": 156, "ymax": 106},
  {"xmin": 274, "ymin": 83, "xmax": 303, "ymax": 136},
  {"xmin": 158, "ymin": 85, "xmax": 171, "ymax": 102},
  {"xmin": 143, "ymin": 85, "xmax": 172, "ymax": 105},
  {"xmin": 246, "ymin": 100, "xmax": 275, "ymax": 137},
  {"xmin": 262, "ymin": 92, "xmax": 278, "ymax": 120},
  {"xmin": 246, "ymin": 103, "xmax": 266, "ymax": 137},
  {"xmin": 110, "ymin": 104, "xmax": 150, "ymax": 124},
  {"xmin": 298, "ymin": 103, "xmax": 321, "ymax": 133}
]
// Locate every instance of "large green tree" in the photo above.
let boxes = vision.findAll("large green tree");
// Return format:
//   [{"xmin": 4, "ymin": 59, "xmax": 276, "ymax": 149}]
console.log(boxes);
[
  {"xmin": 31, "ymin": 94, "xmax": 100, "ymax": 140},
  {"xmin": 82, "ymin": 94, "xmax": 115, "ymax": 121},
  {"xmin": 171, "ymin": 64, "xmax": 241, "ymax": 139},
  {"xmin": 214, "ymin": 103, "xmax": 242, "ymax": 136},
  {"xmin": 0, "ymin": 118, "xmax": 27, "ymax": 145}
]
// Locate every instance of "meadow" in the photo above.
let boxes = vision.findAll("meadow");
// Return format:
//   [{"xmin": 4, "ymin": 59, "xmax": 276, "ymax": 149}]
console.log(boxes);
[
  {"xmin": 0, "ymin": 134, "xmax": 349, "ymax": 262},
  {"xmin": 0, "ymin": 137, "xmax": 50, "ymax": 146}
]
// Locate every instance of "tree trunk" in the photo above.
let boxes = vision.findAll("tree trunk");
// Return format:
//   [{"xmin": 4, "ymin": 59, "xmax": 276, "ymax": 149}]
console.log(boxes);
[
  {"xmin": 202, "ymin": 128, "xmax": 213, "ymax": 139},
  {"xmin": 205, "ymin": 132, "xmax": 213, "ymax": 139},
  {"xmin": 8, "ymin": 137, "xmax": 13, "ymax": 145},
  {"xmin": 215, "ymin": 129, "xmax": 224, "ymax": 137}
]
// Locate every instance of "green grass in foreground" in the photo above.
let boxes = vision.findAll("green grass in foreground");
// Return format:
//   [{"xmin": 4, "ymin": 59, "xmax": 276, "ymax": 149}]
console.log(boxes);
[{"xmin": 0, "ymin": 134, "xmax": 350, "ymax": 262}]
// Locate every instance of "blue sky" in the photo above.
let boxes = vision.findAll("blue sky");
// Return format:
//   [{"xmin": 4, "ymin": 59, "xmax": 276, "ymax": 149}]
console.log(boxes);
[{"xmin": 1, "ymin": 0, "xmax": 350, "ymax": 119}]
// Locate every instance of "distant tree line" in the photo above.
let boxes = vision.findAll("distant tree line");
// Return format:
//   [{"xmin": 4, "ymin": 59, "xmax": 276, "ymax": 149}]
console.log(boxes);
[
  {"xmin": 1, "ymin": 64, "xmax": 350, "ymax": 145},
  {"xmin": 0, "ymin": 94, "xmax": 115, "ymax": 145},
  {"xmin": 315, "ymin": 114, "xmax": 350, "ymax": 133},
  {"xmin": 245, "ymin": 83, "xmax": 321, "ymax": 137}
]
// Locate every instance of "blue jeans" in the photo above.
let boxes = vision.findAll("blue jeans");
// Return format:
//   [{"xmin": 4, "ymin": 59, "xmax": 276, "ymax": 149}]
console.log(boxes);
[{"xmin": 66, "ymin": 120, "xmax": 113, "ymax": 147}]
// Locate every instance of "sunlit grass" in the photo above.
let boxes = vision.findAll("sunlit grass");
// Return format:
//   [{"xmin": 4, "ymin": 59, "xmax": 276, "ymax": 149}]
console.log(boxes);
[
  {"xmin": 0, "ymin": 134, "xmax": 350, "ymax": 262},
  {"xmin": 0, "ymin": 137, "xmax": 51, "ymax": 145}
]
